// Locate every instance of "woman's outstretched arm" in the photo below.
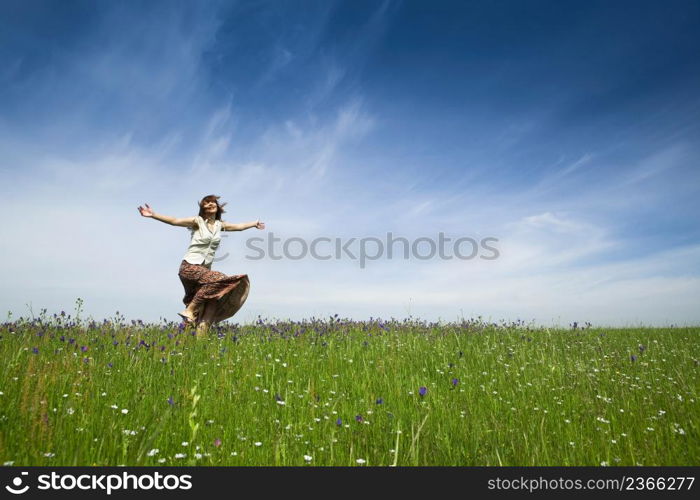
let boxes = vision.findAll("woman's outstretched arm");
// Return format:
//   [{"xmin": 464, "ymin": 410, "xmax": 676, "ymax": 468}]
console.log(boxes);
[
  {"xmin": 138, "ymin": 203, "xmax": 198, "ymax": 228},
  {"xmin": 222, "ymin": 219, "xmax": 266, "ymax": 231}
]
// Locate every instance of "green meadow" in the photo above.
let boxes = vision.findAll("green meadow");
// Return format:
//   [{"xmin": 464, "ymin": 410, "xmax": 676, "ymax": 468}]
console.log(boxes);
[{"xmin": 1, "ymin": 306, "xmax": 698, "ymax": 466}]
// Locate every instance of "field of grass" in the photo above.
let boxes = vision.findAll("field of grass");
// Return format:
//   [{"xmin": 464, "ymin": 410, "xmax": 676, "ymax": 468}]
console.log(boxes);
[{"xmin": 1, "ymin": 305, "xmax": 698, "ymax": 466}]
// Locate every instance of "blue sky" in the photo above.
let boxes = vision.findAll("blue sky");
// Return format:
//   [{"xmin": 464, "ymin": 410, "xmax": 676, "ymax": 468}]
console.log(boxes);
[{"xmin": 1, "ymin": 0, "xmax": 699, "ymax": 325}]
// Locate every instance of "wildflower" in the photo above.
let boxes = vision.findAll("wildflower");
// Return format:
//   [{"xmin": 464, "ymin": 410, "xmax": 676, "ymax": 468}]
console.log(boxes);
[
  {"xmin": 336, "ymin": 418, "xmax": 342, "ymax": 426},
  {"xmin": 451, "ymin": 378, "xmax": 459, "ymax": 387},
  {"xmin": 254, "ymin": 442, "xmax": 262, "ymax": 447},
  {"xmin": 303, "ymin": 455, "xmax": 312, "ymax": 462},
  {"xmin": 356, "ymin": 458, "xmax": 366, "ymax": 464},
  {"xmin": 80, "ymin": 346, "xmax": 88, "ymax": 352},
  {"xmin": 419, "ymin": 386, "xmax": 428, "ymax": 397},
  {"xmin": 66, "ymin": 408, "xmax": 75, "ymax": 415},
  {"xmin": 174, "ymin": 453, "xmax": 186, "ymax": 459},
  {"xmin": 630, "ymin": 355, "xmax": 637, "ymax": 362},
  {"xmin": 167, "ymin": 397, "xmax": 175, "ymax": 406},
  {"xmin": 121, "ymin": 409, "xmax": 129, "ymax": 414},
  {"xmin": 32, "ymin": 347, "xmax": 39, "ymax": 354},
  {"xmin": 376, "ymin": 398, "xmax": 384, "ymax": 405},
  {"xmin": 147, "ymin": 449, "xmax": 159, "ymax": 456},
  {"xmin": 355, "ymin": 415, "xmax": 363, "ymax": 423},
  {"xmin": 157, "ymin": 458, "xmax": 166, "ymax": 463},
  {"xmin": 182, "ymin": 442, "xmax": 189, "ymax": 447},
  {"xmin": 214, "ymin": 438, "xmax": 222, "ymax": 447}
]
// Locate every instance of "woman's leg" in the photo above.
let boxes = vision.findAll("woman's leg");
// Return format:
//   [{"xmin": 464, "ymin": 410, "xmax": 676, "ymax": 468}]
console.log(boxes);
[
  {"xmin": 179, "ymin": 262, "xmax": 210, "ymax": 323},
  {"xmin": 195, "ymin": 299, "xmax": 217, "ymax": 337}
]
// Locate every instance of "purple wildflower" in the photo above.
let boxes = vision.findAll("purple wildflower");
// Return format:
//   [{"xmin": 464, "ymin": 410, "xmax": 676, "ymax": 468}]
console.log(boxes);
[
  {"xmin": 451, "ymin": 378, "xmax": 459, "ymax": 387},
  {"xmin": 83, "ymin": 357, "xmax": 89, "ymax": 363},
  {"xmin": 80, "ymin": 345, "xmax": 88, "ymax": 352},
  {"xmin": 630, "ymin": 355, "xmax": 637, "ymax": 362},
  {"xmin": 419, "ymin": 386, "xmax": 428, "ymax": 397},
  {"xmin": 336, "ymin": 418, "xmax": 342, "ymax": 426},
  {"xmin": 167, "ymin": 396, "xmax": 175, "ymax": 406},
  {"xmin": 355, "ymin": 414, "xmax": 363, "ymax": 423},
  {"xmin": 274, "ymin": 393, "xmax": 284, "ymax": 402},
  {"xmin": 68, "ymin": 338, "xmax": 75, "ymax": 344},
  {"xmin": 107, "ymin": 362, "xmax": 113, "ymax": 368},
  {"xmin": 638, "ymin": 344, "xmax": 646, "ymax": 353},
  {"xmin": 32, "ymin": 347, "xmax": 39, "ymax": 354},
  {"xmin": 214, "ymin": 438, "xmax": 222, "ymax": 447},
  {"xmin": 376, "ymin": 398, "xmax": 384, "ymax": 405}
]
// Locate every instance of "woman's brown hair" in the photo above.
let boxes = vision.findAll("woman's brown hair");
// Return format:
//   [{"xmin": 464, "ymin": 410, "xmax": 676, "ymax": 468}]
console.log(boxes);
[{"xmin": 198, "ymin": 194, "xmax": 227, "ymax": 220}]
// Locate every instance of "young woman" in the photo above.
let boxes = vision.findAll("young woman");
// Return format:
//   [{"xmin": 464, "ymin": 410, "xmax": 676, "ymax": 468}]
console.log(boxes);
[{"xmin": 137, "ymin": 194, "xmax": 265, "ymax": 336}]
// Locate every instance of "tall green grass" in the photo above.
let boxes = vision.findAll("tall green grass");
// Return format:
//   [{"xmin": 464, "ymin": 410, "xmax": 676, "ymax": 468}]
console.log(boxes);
[{"xmin": 0, "ymin": 308, "xmax": 697, "ymax": 466}]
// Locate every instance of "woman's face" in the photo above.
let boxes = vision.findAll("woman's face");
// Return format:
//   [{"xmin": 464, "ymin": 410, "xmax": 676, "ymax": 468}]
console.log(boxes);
[{"xmin": 202, "ymin": 200, "xmax": 218, "ymax": 212}]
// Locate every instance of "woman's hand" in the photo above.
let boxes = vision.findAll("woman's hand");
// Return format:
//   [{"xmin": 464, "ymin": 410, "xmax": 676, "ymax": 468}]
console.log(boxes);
[
  {"xmin": 254, "ymin": 219, "xmax": 266, "ymax": 230},
  {"xmin": 138, "ymin": 203, "xmax": 154, "ymax": 217}
]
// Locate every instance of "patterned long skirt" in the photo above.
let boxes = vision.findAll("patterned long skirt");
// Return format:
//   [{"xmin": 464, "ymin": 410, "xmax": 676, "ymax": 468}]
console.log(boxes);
[{"xmin": 178, "ymin": 260, "xmax": 250, "ymax": 324}]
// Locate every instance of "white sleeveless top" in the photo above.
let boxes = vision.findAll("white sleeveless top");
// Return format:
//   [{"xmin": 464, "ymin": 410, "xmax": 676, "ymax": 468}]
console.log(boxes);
[{"xmin": 182, "ymin": 215, "xmax": 223, "ymax": 266}]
